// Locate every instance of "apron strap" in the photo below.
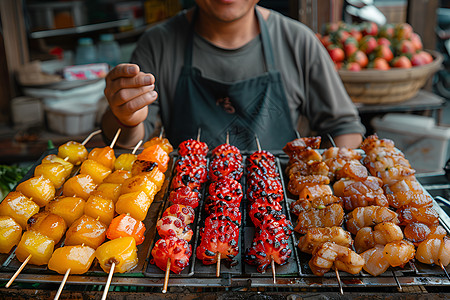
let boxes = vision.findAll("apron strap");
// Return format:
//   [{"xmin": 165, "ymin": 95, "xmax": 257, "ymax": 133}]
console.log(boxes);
[
  {"xmin": 184, "ymin": 6, "xmax": 277, "ymax": 72},
  {"xmin": 255, "ymin": 8, "xmax": 276, "ymax": 72}
]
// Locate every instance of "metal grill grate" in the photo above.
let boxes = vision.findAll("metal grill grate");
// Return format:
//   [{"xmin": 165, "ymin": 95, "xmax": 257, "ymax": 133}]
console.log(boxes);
[{"xmin": 1, "ymin": 150, "xmax": 450, "ymax": 292}]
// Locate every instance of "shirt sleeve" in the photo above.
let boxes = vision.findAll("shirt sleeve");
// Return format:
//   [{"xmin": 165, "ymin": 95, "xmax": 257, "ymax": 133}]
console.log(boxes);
[{"xmin": 130, "ymin": 33, "xmax": 163, "ymax": 142}]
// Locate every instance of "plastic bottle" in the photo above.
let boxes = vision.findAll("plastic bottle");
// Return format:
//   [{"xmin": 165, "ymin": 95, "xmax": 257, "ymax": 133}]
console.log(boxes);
[
  {"xmin": 75, "ymin": 37, "xmax": 97, "ymax": 65},
  {"xmin": 97, "ymin": 34, "xmax": 121, "ymax": 68}
]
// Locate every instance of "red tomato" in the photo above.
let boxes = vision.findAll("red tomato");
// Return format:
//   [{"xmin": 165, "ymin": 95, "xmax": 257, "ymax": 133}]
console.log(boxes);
[
  {"xmin": 373, "ymin": 57, "xmax": 391, "ymax": 70},
  {"xmin": 359, "ymin": 35, "xmax": 377, "ymax": 55},
  {"xmin": 327, "ymin": 45, "xmax": 345, "ymax": 63},
  {"xmin": 353, "ymin": 50, "xmax": 369, "ymax": 68},
  {"xmin": 375, "ymin": 45, "xmax": 394, "ymax": 62},
  {"xmin": 411, "ymin": 52, "xmax": 427, "ymax": 66},
  {"xmin": 410, "ymin": 33, "xmax": 423, "ymax": 51},
  {"xmin": 419, "ymin": 51, "xmax": 433, "ymax": 64},
  {"xmin": 398, "ymin": 39, "xmax": 416, "ymax": 55},
  {"xmin": 391, "ymin": 56, "xmax": 412, "ymax": 69},
  {"xmin": 362, "ymin": 22, "xmax": 378, "ymax": 36},
  {"xmin": 349, "ymin": 27, "xmax": 362, "ymax": 42},
  {"xmin": 344, "ymin": 40, "xmax": 358, "ymax": 57},
  {"xmin": 378, "ymin": 24, "xmax": 395, "ymax": 39},
  {"xmin": 395, "ymin": 23, "xmax": 414, "ymax": 40},
  {"xmin": 377, "ymin": 37, "xmax": 391, "ymax": 47},
  {"xmin": 345, "ymin": 62, "xmax": 362, "ymax": 71}
]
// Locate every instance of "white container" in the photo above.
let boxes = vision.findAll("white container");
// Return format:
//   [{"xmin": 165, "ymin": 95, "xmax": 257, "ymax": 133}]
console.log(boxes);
[
  {"xmin": 371, "ymin": 113, "xmax": 450, "ymax": 173},
  {"xmin": 23, "ymin": 78, "xmax": 106, "ymax": 107},
  {"xmin": 11, "ymin": 96, "xmax": 44, "ymax": 126},
  {"xmin": 45, "ymin": 101, "xmax": 98, "ymax": 136}
]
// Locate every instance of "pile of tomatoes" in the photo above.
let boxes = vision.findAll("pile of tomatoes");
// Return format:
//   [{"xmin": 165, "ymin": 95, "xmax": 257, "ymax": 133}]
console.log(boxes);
[{"xmin": 317, "ymin": 21, "xmax": 433, "ymax": 71}]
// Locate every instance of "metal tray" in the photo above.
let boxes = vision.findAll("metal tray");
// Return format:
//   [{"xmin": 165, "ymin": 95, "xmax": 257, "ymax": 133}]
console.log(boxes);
[{"xmin": 2, "ymin": 149, "xmax": 450, "ymax": 291}]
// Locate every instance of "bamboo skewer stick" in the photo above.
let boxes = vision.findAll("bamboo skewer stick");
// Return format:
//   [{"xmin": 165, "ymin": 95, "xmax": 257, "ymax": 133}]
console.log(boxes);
[
  {"xmin": 226, "ymin": 131, "xmax": 229, "ymax": 145},
  {"xmin": 334, "ymin": 264, "xmax": 344, "ymax": 295},
  {"xmin": 54, "ymin": 268, "xmax": 71, "ymax": 300},
  {"xmin": 82, "ymin": 129, "xmax": 102, "ymax": 146},
  {"xmin": 162, "ymin": 258, "xmax": 171, "ymax": 293},
  {"xmin": 109, "ymin": 128, "xmax": 121, "ymax": 149},
  {"xmin": 101, "ymin": 262, "xmax": 115, "ymax": 300},
  {"xmin": 255, "ymin": 134, "xmax": 261, "ymax": 152},
  {"xmin": 327, "ymin": 133, "xmax": 337, "ymax": 148},
  {"xmin": 271, "ymin": 255, "xmax": 276, "ymax": 284},
  {"xmin": 216, "ymin": 253, "xmax": 221, "ymax": 278},
  {"xmin": 197, "ymin": 128, "xmax": 202, "ymax": 142},
  {"xmin": 54, "ymin": 243, "xmax": 87, "ymax": 299},
  {"xmin": 5, "ymin": 254, "xmax": 32, "ymax": 288},
  {"xmin": 159, "ymin": 127, "xmax": 165, "ymax": 138},
  {"xmin": 132, "ymin": 140, "xmax": 143, "ymax": 155},
  {"xmin": 391, "ymin": 269, "xmax": 402, "ymax": 292},
  {"xmin": 440, "ymin": 260, "xmax": 450, "ymax": 281}
]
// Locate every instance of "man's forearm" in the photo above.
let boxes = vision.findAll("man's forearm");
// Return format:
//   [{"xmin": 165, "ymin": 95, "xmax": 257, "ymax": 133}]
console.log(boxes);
[
  {"xmin": 101, "ymin": 109, "xmax": 146, "ymax": 149},
  {"xmin": 332, "ymin": 133, "xmax": 363, "ymax": 149}
]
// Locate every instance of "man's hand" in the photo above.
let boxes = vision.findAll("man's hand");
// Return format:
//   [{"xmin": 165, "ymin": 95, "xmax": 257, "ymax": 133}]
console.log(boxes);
[{"xmin": 104, "ymin": 63, "xmax": 158, "ymax": 127}]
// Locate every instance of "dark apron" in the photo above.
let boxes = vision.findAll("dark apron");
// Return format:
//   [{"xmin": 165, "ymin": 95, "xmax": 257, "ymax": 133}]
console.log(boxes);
[{"xmin": 168, "ymin": 8, "xmax": 297, "ymax": 150}]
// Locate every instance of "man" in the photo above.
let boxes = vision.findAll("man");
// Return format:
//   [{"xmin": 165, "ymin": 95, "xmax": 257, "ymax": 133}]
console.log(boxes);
[{"xmin": 102, "ymin": 0, "xmax": 365, "ymax": 150}]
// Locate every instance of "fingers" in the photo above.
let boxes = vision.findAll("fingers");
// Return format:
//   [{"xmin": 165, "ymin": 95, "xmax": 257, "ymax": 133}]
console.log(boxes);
[
  {"xmin": 115, "ymin": 90, "xmax": 157, "ymax": 117},
  {"xmin": 110, "ymin": 89, "xmax": 158, "ymax": 126},
  {"xmin": 104, "ymin": 63, "xmax": 158, "ymax": 126},
  {"xmin": 107, "ymin": 72, "xmax": 155, "ymax": 95},
  {"xmin": 107, "ymin": 63, "xmax": 140, "ymax": 80},
  {"xmin": 110, "ymin": 85, "xmax": 158, "ymax": 108}
]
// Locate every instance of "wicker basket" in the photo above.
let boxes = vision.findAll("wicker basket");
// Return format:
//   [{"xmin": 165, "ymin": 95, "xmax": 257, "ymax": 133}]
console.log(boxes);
[{"xmin": 338, "ymin": 50, "xmax": 443, "ymax": 104}]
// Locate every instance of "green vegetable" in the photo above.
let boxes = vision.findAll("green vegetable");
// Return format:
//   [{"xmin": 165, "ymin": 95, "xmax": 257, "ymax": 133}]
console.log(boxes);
[
  {"xmin": 47, "ymin": 140, "xmax": 55, "ymax": 150},
  {"xmin": 0, "ymin": 164, "xmax": 30, "ymax": 200}
]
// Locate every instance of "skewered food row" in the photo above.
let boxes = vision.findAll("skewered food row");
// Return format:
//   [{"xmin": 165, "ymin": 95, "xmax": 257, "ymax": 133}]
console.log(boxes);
[
  {"xmin": 196, "ymin": 143, "xmax": 243, "ymax": 268},
  {"xmin": 45, "ymin": 142, "xmax": 121, "ymax": 277},
  {"xmin": 40, "ymin": 135, "xmax": 173, "ymax": 299},
  {"xmin": 359, "ymin": 135, "xmax": 447, "ymax": 275},
  {"xmin": 3, "ymin": 130, "xmax": 450, "ymax": 290},
  {"xmin": 283, "ymin": 137, "xmax": 364, "ymax": 276},
  {"xmin": 0, "ymin": 139, "xmax": 92, "ymax": 257},
  {"xmin": 152, "ymin": 139, "xmax": 208, "ymax": 275},
  {"xmin": 2, "ymin": 137, "xmax": 102, "ymax": 287},
  {"xmin": 48, "ymin": 142, "xmax": 121, "ymax": 271},
  {"xmin": 96, "ymin": 136, "xmax": 173, "ymax": 275},
  {"xmin": 1, "ymin": 133, "xmax": 174, "ymax": 293},
  {"xmin": 285, "ymin": 138, "xmax": 345, "ymax": 234},
  {"xmin": 244, "ymin": 150, "xmax": 293, "ymax": 273},
  {"xmin": 285, "ymin": 134, "xmax": 450, "ymax": 279}
]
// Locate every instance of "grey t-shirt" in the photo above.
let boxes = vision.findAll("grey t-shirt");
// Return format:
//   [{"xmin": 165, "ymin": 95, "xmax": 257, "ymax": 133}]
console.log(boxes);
[{"xmin": 131, "ymin": 8, "xmax": 365, "ymax": 142}]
